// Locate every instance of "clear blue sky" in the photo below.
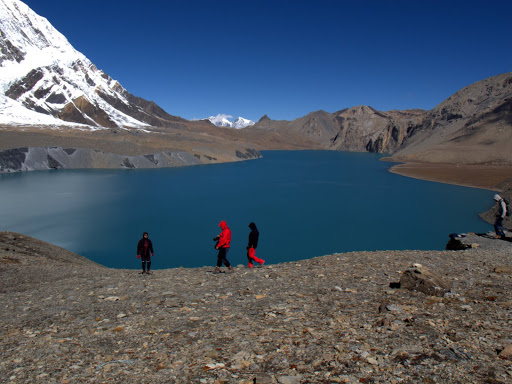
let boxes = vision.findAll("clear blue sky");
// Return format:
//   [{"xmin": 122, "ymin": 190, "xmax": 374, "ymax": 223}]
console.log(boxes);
[{"xmin": 22, "ymin": 0, "xmax": 512, "ymax": 122}]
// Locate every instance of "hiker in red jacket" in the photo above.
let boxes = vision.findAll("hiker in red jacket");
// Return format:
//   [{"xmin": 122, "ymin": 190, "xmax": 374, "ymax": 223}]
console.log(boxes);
[
  {"xmin": 137, "ymin": 232, "xmax": 154, "ymax": 274},
  {"xmin": 214, "ymin": 220, "xmax": 233, "ymax": 273}
]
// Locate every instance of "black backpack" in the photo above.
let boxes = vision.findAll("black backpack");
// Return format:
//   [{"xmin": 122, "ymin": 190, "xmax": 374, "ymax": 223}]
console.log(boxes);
[{"xmin": 504, "ymin": 198, "xmax": 511, "ymax": 217}]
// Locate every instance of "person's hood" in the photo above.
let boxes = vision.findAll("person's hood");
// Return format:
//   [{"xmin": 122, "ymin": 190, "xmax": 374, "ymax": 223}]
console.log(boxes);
[
  {"xmin": 494, "ymin": 194, "xmax": 502, "ymax": 201},
  {"xmin": 219, "ymin": 220, "xmax": 228, "ymax": 230},
  {"xmin": 249, "ymin": 222, "xmax": 257, "ymax": 230}
]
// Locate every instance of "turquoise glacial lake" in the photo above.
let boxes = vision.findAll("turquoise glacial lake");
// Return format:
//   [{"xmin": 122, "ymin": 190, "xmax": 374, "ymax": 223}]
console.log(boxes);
[{"xmin": 0, "ymin": 150, "xmax": 494, "ymax": 269}]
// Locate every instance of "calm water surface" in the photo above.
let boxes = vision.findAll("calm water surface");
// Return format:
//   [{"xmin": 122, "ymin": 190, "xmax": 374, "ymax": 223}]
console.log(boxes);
[{"xmin": 0, "ymin": 151, "xmax": 494, "ymax": 269}]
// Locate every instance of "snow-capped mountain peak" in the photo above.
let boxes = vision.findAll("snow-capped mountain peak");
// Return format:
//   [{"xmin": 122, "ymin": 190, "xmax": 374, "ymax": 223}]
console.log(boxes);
[
  {"xmin": 207, "ymin": 114, "xmax": 255, "ymax": 129},
  {"xmin": 232, "ymin": 116, "xmax": 255, "ymax": 129},
  {"xmin": 208, "ymin": 114, "xmax": 234, "ymax": 127},
  {"xmin": 0, "ymin": 0, "xmax": 180, "ymax": 128}
]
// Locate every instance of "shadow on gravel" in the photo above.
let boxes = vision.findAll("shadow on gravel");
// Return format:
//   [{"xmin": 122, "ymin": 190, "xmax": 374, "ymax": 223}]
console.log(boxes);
[{"xmin": 475, "ymin": 233, "xmax": 512, "ymax": 242}]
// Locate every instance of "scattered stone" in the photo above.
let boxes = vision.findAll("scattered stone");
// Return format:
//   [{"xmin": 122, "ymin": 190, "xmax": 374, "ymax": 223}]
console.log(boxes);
[
  {"xmin": 254, "ymin": 373, "xmax": 273, "ymax": 384},
  {"xmin": 399, "ymin": 263, "xmax": 452, "ymax": 297},
  {"xmin": 104, "ymin": 296, "xmax": 120, "ymax": 302},
  {"xmin": 277, "ymin": 376, "xmax": 302, "ymax": 384},
  {"xmin": 494, "ymin": 266, "xmax": 512, "ymax": 273},
  {"xmin": 499, "ymin": 344, "xmax": 512, "ymax": 359}
]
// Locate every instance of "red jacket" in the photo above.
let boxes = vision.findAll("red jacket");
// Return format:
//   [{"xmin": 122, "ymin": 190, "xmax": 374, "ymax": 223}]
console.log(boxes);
[{"xmin": 217, "ymin": 221, "xmax": 231, "ymax": 248}]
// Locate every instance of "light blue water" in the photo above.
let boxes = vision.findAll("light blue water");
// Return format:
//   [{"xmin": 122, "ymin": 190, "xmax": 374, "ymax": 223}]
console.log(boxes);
[{"xmin": 0, "ymin": 151, "xmax": 494, "ymax": 269}]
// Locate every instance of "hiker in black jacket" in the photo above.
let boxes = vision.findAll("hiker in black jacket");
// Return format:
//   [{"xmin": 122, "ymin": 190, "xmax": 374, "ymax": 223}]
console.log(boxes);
[
  {"xmin": 494, "ymin": 194, "xmax": 507, "ymax": 239},
  {"xmin": 247, "ymin": 222, "xmax": 264, "ymax": 268},
  {"xmin": 137, "ymin": 232, "xmax": 154, "ymax": 274}
]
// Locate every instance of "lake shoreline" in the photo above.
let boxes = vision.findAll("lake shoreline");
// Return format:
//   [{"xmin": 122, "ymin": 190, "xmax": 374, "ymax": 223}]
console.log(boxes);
[{"xmin": 0, "ymin": 151, "xmax": 498, "ymax": 269}]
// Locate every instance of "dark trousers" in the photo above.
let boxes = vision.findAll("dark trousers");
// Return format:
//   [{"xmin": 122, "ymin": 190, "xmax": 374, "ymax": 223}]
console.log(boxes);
[
  {"xmin": 217, "ymin": 247, "xmax": 231, "ymax": 267},
  {"xmin": 141, "ymin": 255, "xmax": 151, "ymax": 271},
  {"xmin": 494, "ymin": 217, "xmax": 505, "ymax": 237}
]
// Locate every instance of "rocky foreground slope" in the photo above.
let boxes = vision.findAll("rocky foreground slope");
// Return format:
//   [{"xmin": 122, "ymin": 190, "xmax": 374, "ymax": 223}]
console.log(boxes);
[{"xmin": 1, "ymin": 231, "xmax": 512, "ymax": 384}]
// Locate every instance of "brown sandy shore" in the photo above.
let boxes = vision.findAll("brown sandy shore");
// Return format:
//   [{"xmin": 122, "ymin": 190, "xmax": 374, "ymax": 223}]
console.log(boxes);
[
  {"xmin": 1, "ymin": 227, "xmax": 512, "ymax": 384},
  {"xmin": 387, "ymin": 161, "xmax": 512, "ymax": 191}
]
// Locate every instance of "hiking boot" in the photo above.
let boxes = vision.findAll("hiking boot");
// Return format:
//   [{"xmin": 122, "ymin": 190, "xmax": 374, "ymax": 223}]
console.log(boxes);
[
  {"xmin": 248, "ymin": 263, "xmax": 254, "ymax": 268},
  {"xmin": 259, "ymin": 260, "xmax": 265, "ymax": 266},
  {"xmin": 213, "ymin": 267, "xmax": 221, "ymax": 274}
]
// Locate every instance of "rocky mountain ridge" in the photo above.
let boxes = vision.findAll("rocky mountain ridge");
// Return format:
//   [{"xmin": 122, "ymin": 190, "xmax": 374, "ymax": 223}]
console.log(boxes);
[
  {"xmin": 0, "ymin": 0, "xmax": 184, "ymax": 129},
  {"xmin": 1, "ymin": 0, "xmax": 511, "ymax": 173},
  {"xmin": 251, "ymin": 72, "xmax": 512, "ymax": 165},
  {"xmin": 392, "ymin": 73, "xmax": 512, "ymax": 164}
]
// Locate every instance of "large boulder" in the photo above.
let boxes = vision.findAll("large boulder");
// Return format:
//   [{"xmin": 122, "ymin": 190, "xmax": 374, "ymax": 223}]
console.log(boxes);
[
  {"xmin": 446, "ymin": 233, "xmax": 472, "ymax": 250},
  {"xmin": 399, "ymin": 263, "xmax": 452, "ymax": 297}
]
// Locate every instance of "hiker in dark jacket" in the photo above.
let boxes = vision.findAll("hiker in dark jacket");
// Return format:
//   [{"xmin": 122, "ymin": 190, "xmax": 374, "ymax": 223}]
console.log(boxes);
[
  {"xmin": 137, "ymin": 232, "xmax": 154, "ymax": 274},
  {"xmin": 247, "ymin": 222, "xmax": 264, "ymax": 268},
  {"xmin": 494, "ymin": 194, "xmax": 507, "ymax": 239}
]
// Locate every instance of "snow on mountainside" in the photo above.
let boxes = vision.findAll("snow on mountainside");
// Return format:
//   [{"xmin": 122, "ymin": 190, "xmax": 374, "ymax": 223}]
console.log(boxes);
[
  {"xmin": 208, "ymin": 114, "xmax": 233, "ymax": 127},
  {"xmin": 0, "ymin": 0, "xmax": 181, "ymax": 129},
  {"xmin": 207, "ymin": 114, "xmax": 255, "ymax": 129},
  {"xmin": 232, "ymin": 116, "xmax": 255, "ymax": 129}
]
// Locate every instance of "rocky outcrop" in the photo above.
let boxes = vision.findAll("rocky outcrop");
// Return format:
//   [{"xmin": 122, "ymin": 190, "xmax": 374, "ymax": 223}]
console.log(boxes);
[
  {"xmin": 58, "ymin": 95, "xmax": 117, "ymax": 127},
  {"xmin": 398, "ymin": 263, "xmax": 452, "ymax": 297},
  {"xmin": 330, "ymin": 106, "xmax": 425, "ymax": 153}
]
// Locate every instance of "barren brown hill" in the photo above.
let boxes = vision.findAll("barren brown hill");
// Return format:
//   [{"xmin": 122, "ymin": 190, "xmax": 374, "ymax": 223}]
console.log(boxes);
[{"xmin": 391, "ymin": 73, "xmax": 512, "ymax": 165}]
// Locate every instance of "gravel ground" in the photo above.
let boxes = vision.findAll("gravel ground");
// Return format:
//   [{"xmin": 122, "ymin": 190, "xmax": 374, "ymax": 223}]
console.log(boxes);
[{"xmin": 1, "ymin": 230, "xmax": 512, "ymax": 383}]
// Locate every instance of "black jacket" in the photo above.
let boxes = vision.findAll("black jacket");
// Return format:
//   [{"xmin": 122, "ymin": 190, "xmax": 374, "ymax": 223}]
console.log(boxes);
[
  {"xmin": 137, "ymin": 238, "xmax": 154, "ymax": 257},
  {"xmin": 248, "ymin": 223, "xmax": 259, "ymax": 249}
]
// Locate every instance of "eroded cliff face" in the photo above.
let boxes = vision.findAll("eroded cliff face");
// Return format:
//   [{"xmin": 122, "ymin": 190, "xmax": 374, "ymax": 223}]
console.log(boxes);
[
  {"xmin": 0, "ymin": 146, "xmax": 261, "ymax": 173},
  {"xmin": 252, "ymin": 106, "xmax": 426, "ymax": 154},
  {"xmin": 329, "ymin": 106, "xmax": 425, "ymax": 153}
]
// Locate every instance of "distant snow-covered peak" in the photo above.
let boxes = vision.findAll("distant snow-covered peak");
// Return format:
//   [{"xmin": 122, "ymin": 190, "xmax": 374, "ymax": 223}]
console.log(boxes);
[
  {"xmin": 208, "ymin": 114, "xmax": 233, "ymax": 127},
  {"xmin": 232, "ymin": 116, "xmax": 255, "ymax": 129},
  {"xmin": 207, "ymin": 114, "xmax": 255, "ymax": 129}
]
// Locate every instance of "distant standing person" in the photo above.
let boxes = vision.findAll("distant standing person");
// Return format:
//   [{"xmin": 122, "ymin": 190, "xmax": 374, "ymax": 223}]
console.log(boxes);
[
  {"xmin": 137, "ymin": 232, "xmax": 154, "ymax": 274},
  {"xmin": 214, "ymin": 220, "xmax": 233, "ymax": 273},
  {"xmin": 247, "ymin": 222, "xmax": 265, "ymax": 268},
  {"xmin": 493, "ymin": 194, "xmax": 507, "ymax": 239}
]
